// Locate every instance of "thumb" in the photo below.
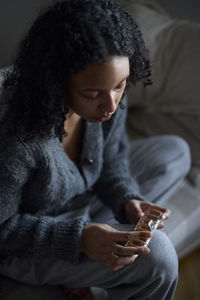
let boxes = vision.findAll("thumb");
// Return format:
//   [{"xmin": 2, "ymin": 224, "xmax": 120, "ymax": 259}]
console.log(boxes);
[{"xmin": 133, "ymin": 201, "xmax": 144, "ymax": 219}]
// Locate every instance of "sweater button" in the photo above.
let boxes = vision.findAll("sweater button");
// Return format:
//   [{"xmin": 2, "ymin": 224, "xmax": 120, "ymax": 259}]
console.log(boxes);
[
  {"xmin": 120, "ymin": 103, "xmax": 126, "ymax": 110},
  {"xmin": 84, "ymin": 158, "xmax": 94, "ymax": 165}
]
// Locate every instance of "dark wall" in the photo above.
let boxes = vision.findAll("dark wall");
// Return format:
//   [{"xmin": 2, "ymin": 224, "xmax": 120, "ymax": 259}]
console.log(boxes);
[
  {"xmin": 0, "ymin": 0, "xmax": 54, "ymax": 68},
  {"xmin": 156, "ymin": 0, "xmax": 200, "ymax": 22},
  {"xmin": 0, "ymin": 0, "xmax": 199, "ymax": 68}
]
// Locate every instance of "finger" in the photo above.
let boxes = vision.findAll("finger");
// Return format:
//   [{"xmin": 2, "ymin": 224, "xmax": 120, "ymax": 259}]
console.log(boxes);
[
  {"xmin": 129, "ymin": 231, "xmax": 152, "ymax": 242},
  {"xmin": 157, "ymin": 220, "xmax": 164, "ymax": 229},
  {"xmin": 142, "ymin": 203, "xmax": 171, "ymax": 219},
  {"xmin": 161, "ymin": 208, "xmax": 171, "ymax": 220},
  {"xmin": 110, "ymin": 259, "xmax": 141, "ymax": 271},
  {"xmin": 158, "ymin": 221, "xmax": 164, "ymax": 231},
  {"xmin": 112, "ymin": 252, "xmax": 140, "ymax": 266},
  {"xmin": 109, "ymin": 249, "xmax": 147, "ymax": 271},
  {"xmin": 132, "ymin": 200, "xmax": 145, "ymax": 218},
  {"xmin": 151, "ymin": 206, "xmax": 171, "ymax": 219},
  {"xmin": 141, "ymin": 212, "xmax": 162, "ymax": 221},
  {"xmin": 113, "ymin": 244, "xmax": 150, "ymax": 256},
  {"xmin": 116, "ymin": 232, "xmax": 152, "ymax": 249},
  {"xmin": 110, "ymin": 229, "xmax": 152, "ymax": 242}
]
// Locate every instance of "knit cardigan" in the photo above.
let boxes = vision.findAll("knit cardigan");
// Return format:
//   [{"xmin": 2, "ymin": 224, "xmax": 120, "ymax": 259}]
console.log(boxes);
[{"xmin": 0, "ymin": 98, "xmax": 143, "ymax": 264}]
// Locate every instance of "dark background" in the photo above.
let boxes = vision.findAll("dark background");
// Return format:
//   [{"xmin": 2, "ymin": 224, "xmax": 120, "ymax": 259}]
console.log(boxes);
[
  {"xmin": 0, "ymin": 0, "xmax": 199, "ymax": 68},
  {"xmin": 157, "ymin": 0, "xmax": 200, "ymax": 22}
]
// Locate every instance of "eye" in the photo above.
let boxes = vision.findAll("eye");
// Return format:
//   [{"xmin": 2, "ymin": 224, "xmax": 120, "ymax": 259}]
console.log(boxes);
[
  {"xmin": 114, "ymin": 80, "xmax": 127, "ymax": 92},
  {"xmin": 81, "ymin": 92, "xmax": 99, "ymax": 100}
]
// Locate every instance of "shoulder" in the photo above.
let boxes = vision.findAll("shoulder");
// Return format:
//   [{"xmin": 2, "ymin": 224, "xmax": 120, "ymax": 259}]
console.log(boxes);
[{"xmin": 0, "ymin": 133, "xmax": 49, "ymax": 168}]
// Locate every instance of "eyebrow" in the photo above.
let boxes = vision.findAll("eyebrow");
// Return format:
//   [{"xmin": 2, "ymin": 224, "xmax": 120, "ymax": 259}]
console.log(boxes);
[{"xmin": 79, "ymin": 74, "xmax": 130, "ymax": 92}]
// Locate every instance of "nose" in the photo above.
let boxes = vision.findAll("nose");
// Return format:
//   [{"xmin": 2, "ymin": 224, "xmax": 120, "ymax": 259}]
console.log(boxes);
[{"xmin": 99, "ymin": 91, "xmax": 117, "ymax": 114}]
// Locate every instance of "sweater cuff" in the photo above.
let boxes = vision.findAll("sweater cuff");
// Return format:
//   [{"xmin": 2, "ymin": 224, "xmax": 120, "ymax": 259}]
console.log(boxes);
[{"xmin": 53, "ymin": 216, "xmax": 87, "ymax": 264}]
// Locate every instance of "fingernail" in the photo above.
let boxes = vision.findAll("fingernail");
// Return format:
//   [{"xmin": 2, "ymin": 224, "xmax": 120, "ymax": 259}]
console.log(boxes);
[
  {"xmin": 162, "ymin": 214, "xmax": 168, "ymax": 220},
  {"xmin": 142, "ymin": 231, "xmax": 152, "ymax": 237},
  {"xmin": 143, "ymin": 247, "xmax": 150, "ymax": 254},
  {"xmin": 138, "ymin": 212, "xmax": 144, "ymax": 217},
  {"xmin": 146, "ymin": 247, "xmax": 150, "ymax": 253}
]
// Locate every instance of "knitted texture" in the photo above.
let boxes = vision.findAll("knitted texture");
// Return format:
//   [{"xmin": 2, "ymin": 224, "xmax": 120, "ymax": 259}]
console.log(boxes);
[{"xmin": 0, "ymin": 98, "xmax": 143, "ymax": 264}]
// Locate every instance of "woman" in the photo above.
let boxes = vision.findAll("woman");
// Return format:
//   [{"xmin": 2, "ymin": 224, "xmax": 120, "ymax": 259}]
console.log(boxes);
[{"xmin": 0, "ymin": 0, "xmax": 191, "ymax": 299}]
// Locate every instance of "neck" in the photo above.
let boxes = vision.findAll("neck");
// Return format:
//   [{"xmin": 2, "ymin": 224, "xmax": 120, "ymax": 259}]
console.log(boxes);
[{"xmin": 64, "ymin": 110, "xmax": 82, "ymax": 133}]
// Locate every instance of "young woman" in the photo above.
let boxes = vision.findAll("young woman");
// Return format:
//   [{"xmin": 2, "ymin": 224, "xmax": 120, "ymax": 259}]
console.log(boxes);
[{"xmin": 0, "ymin": 0, "xmax": 191, "ymax": 299}]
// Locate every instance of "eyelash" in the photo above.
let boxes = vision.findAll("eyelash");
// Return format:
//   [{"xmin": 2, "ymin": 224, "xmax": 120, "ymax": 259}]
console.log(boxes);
[
  {"xmin": 114, "ymin": 83, "xmax": 125, "ymax": 91},
  {"xmin": 82, "ymin": 80, "xmax": 127, "ymax": 100},
  {"xmin": 83, "ymin": 95, "xmax": 97, "ymax": 100}
]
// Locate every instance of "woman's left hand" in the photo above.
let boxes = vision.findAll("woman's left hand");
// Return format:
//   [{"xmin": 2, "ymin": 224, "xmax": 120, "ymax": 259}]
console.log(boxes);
[{"xmin": 124, "ymin": 199, "xmax": 171, "ymax": 229}]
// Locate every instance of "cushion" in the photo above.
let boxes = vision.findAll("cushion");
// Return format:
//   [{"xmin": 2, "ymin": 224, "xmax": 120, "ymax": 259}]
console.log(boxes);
[
  {"xmin": 120, "ymin": 0, "xmax": 200, "ymax": 259},
  {"xmin": 121, "ymin": 0, "xmax": 200, "ymax": 166}
]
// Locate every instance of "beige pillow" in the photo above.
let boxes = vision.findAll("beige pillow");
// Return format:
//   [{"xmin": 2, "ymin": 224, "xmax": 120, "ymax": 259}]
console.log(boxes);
[
  {"xmin": 121, "ymin": 0, "xmax": 200, "ymax": 166},
  {"xmin": 128, "ymin": 19, "xmax": 200, "ymax": 113},
  {"xmin": 120, "ymin": 0, "xmax": 172, "ymax": 58}
]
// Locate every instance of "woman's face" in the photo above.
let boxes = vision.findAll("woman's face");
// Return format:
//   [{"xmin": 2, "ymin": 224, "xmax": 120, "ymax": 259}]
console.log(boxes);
[{"xmin": 67, "ymin": 56, "xmax": 130, "ymax": 122}]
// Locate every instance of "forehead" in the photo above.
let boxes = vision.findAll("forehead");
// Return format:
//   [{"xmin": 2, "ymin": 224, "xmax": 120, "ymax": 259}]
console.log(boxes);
[{"xmin": 69, "ymin": 56, "xmax": 130, "ymax": 88}]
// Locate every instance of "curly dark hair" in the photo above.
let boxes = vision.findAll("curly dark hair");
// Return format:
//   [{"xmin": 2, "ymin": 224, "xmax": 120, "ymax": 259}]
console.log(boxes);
[{"xmin": 1, "ymin": 0, "xmax": 152, "ymax": 141}]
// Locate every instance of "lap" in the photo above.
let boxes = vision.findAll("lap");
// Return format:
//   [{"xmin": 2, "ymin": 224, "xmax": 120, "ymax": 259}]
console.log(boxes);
[
  {"xmin": 0, "ymin": 135, "xmax": 184, "ymax": 296},
  {"xmin": 0, "ymin": 228, "xmax": 177, "ymax": 288}
]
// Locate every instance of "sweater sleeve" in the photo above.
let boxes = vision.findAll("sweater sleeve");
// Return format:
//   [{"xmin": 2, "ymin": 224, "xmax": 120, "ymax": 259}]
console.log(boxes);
[
  {"xmin": 0, "ymin": 138, "xmax": 86, "ymax": 264},
  {"xmin": 93, "ymin": 97, "xmax": 145, "ymax": 223}
]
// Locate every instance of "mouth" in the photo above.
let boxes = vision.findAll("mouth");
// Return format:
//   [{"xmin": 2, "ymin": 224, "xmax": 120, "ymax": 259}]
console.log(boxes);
[{"xmin": 96, "ymin": 113, "xmax": 113, "ymax": 122}]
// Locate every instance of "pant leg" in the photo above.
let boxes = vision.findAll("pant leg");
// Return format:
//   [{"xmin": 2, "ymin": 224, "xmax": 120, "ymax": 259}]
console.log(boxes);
[
  {"xmin": 0, "ymin": 134, "xmax": 188, "ymax": 299},
  {"xmin": 91, "ymin": 134, "xmax": 191, "ymax": 222},
  {"xmin": 0, "ymin": 201, "xmax": 179, "ymax": 300},
  {"xmin": 129, "ymin": 134, "xmax": 191, "ymax": 205},
  {"xmin": 0, "ymin": 226, "xmax": 178, "ymax": 300}
]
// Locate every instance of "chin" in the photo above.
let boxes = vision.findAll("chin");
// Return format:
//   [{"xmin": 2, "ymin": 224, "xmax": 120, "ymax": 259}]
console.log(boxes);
[
  {"xmin": 81, "ymin": 116, "xmax": 98, "ymax": 123},
  {"xmin": 89, "ymin": 119, "xmax": 100, "ymax": 123}
]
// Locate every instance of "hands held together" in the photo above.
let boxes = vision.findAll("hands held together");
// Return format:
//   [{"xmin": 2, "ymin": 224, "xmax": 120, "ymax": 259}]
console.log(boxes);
[
  {"xmin": 66, "ymin": 200, "xmax": 170, "ymax": 300},
  {"xmin": 80, "ymin": 199, "xmax": 170, "ymax": 271}
]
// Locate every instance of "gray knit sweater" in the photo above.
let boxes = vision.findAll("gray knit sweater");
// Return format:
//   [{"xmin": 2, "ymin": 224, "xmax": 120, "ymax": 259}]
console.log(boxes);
[{"xmin": 0, "ymin": 98, "xmax": 143, "ymax": 264}]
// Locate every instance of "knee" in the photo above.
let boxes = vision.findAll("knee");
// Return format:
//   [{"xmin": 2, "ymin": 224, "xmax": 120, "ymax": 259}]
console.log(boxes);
[
  {"xmin": 144, "ymin": 230, "xmax": 178, "ymax": 286},
  {"xmin": 168, "ymin": 135, "xmax": 191, "ymax": 175},
  {"xmin": 116, "ymin": 230, "xmax": 178, "ymax": 296},
  {"xmin": 158, "ymin": 135, "xmax": 191, "ymax": 177}
]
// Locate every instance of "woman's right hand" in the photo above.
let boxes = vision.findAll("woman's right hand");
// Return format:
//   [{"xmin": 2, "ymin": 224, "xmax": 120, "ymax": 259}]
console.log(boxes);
[{"xmin": 80, "ymin": 224, "xmax": 151, "ymax": 271}]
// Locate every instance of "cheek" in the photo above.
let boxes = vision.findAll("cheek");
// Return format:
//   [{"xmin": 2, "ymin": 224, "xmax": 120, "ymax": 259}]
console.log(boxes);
[
  {"xmin": 74, "ymin": 99, "xmax": 97, "ymax": 116},
  {"xmin": 67, "ymin": 94, "xmax": 85, "ymax": 112},
  {"xmin": 116, "ymin": 91, "xmax": 124, "ymax": 104}
]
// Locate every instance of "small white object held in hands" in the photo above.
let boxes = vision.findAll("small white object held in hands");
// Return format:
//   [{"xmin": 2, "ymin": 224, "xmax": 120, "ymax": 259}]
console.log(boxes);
[{"xmin": 125, "ymin": 209, "xmax": 163, "ymax": 249}]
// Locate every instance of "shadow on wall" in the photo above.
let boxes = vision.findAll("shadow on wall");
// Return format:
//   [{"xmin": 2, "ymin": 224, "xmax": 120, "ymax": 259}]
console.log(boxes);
[
  {"xmin": 0, "ymin": 0, "xmax": 199, "ymax": 68},
  {"xmin": 0, "ymin": 0, "xmax": 55, "ymax": 68},
  {"xmin": 156, "ymin": 0, "xmax": 200, "ymax": 22}
]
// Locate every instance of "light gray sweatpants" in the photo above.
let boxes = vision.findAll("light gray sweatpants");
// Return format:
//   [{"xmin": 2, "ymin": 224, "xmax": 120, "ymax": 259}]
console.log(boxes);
[{"xmin": 0, "ymin": 135, "xmax": 191, "ymax": 300}]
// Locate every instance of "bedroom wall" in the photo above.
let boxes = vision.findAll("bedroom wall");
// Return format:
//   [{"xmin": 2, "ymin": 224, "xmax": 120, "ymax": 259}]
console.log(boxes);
[
  {"xmin": 0, "ymin": 0, "xmax": 199, "ymax": 68},
  {"xmin": 156, "ymin": 0, "xmax": 200, "ymax": 22},
  {"xmin": 0, "ymin": 0, "xmax": 54, "ymax": 68}
]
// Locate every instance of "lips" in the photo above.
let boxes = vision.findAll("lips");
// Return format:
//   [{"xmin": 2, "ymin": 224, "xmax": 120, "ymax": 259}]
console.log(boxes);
[
  {"xmin": 96, "ymin": 113, "xmax": 113, "ymax": 122},
  {"xmin": 100, "ymin": 115, "xmax": 112, "ymax": 122}
]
